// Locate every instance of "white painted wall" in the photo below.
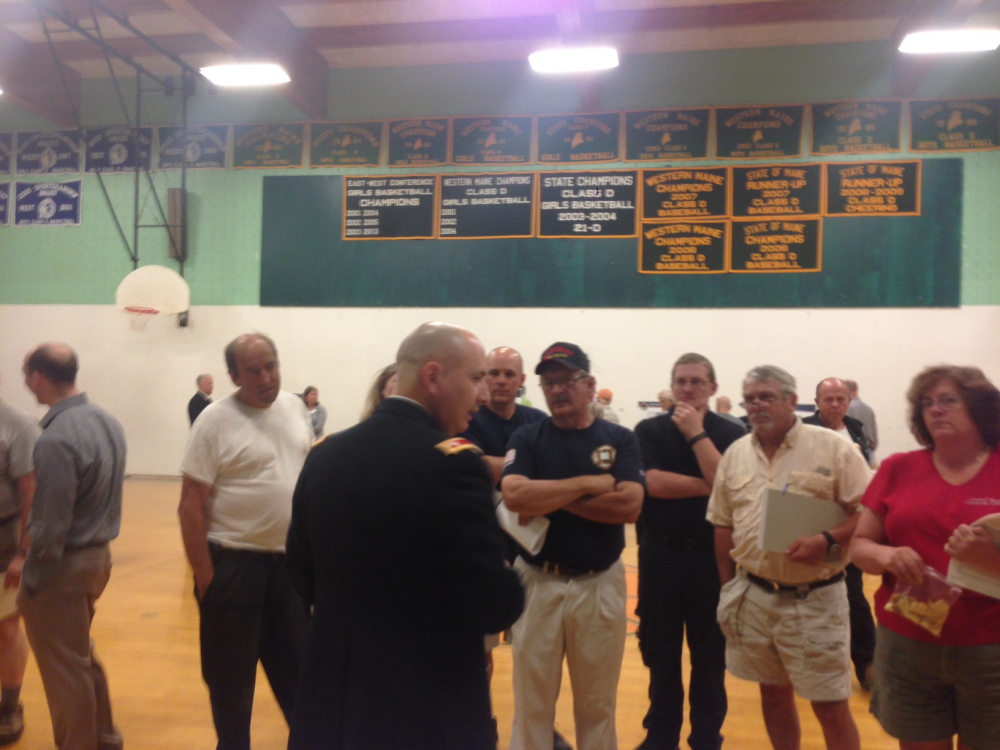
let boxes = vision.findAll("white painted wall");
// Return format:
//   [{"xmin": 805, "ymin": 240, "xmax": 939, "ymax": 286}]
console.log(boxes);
[{"xmin": 2, "ymin": 304, "xmax": 999, "ymax": 476}]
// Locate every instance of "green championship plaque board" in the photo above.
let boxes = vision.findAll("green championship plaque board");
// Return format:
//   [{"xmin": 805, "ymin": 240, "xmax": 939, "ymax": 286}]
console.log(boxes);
[
  {"xmin": 343, "ymin": 175, "xmax": 436, "ymax": 239},
  {"xmin": 909, "ymin": 99, "xmax": 1000, "ymax": 152},
  {"xmin": 625, "ymin": 108, "xmax": 710, "ymax": 161},
  {"xmin": 811, "ymin": 101, "xmax": 902, "ymax": 155},
  {"xmin": 309, "ymin": 122, "xmax": 383, "ymax": 167},
  {"xmin": 537, "ymin": 113, "xmax": 621, "ymax": 164},
  {"xmin": 158, "ymin": 126, "xmax": 228, "ymax": 169},
  {"xmin": 233, "ymin": 124, "xmax": 305, "ymax": 169},
  {"xmin": 715, "ymin": 106, "xmax": 804, "ymax": 159},
  {"xmin": 450, "ymin": 116, "xmax": 532, "ymax": 165},
  {"xmin": 730, "ymin": 218, "xmax": 821, "ymax": 273},
  {"xmin": 731, "ymin": 164, "xmax": 822, "ymax": 218},
  {"xmin": 641, "ymin": 168, "xmax": 727, "ymax": 220},
  {"xmin": 538, "ymin": 170, "xmax": 637, "ymax": 237},
  {"xmin": 387, "ymin": 118, "xmax": 449, "ymax": 167},
  {"xmin": 639, "ymin": 221, "xmax": 728, "ymax": 274},
  {"xmin": 826, "ymin": 161, "xmax": 920, "ymax": 216},
  {"xmin": 439, "ymin": 173, "xmax": 534, "ymax": 238}
]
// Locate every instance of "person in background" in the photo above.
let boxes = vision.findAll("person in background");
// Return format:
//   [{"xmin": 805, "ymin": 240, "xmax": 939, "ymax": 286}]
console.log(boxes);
[
  {"xmin": 591, "ymin": 388, "xmax": 621, "ymax": 424},
  {"xmin": 658, "ymin": 390, "xmax": 675, "ymax": 412},
  {"xmin": 360, "ymin": 363, "xmax": 398, "ymax": 421},
  {"xmin": 188, "ymin": 373, "xmax": 214, "ymax": 425},
  {"xmin": 850, "ymin": 365, "xmax": 1000, "ymax": 750},
  {"xmin": 714, "ymin": 396, "xmax": 746, "ymax": 428},
  {"xmin": 301, "ymin": 386, "xmax": 327, "ymax": 440},
  {"xmin": 845, "ymin": 379, "xmax": 878, "ymax": 467}
]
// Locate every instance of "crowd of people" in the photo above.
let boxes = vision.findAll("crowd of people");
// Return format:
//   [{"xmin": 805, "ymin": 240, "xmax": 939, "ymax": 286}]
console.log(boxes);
[{"xmin": 0, "ymin": 328, "xmax": 998, "ymax": 750}]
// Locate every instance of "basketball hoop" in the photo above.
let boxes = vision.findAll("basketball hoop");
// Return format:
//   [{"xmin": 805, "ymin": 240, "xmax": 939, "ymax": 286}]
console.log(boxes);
[{"xmin": 123, "ymin": 306, "xmax": 160, "ymax": 330}]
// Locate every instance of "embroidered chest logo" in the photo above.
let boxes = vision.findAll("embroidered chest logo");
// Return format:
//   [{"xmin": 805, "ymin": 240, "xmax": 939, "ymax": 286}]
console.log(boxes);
[{"xmin": 591, "ymin": 445, "xmax": 617, "ymax": 470}]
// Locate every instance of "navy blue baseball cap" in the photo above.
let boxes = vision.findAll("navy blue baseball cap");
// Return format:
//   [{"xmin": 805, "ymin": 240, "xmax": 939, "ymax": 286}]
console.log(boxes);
[{"xmin": 535, "ymin": 342, "xmax": 590, "ymax": 374}]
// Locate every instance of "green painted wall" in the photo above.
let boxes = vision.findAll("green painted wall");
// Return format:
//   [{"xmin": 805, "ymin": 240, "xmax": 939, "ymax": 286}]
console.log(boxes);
[{"xmin": 1, "ymin": 40, "xmax": 998, "ymax": 305}]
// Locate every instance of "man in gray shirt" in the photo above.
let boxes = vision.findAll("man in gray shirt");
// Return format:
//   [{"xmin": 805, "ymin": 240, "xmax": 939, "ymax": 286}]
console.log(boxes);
[
  {"xmin": 20, "ymin": 343, "xmax": 126, "ymax": 750},
  {"xmin": 0, "ymin": 397, "xmax": 39, "ymax": 745}
]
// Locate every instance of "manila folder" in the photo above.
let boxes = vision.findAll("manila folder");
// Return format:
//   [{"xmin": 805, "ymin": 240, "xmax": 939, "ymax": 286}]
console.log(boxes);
[
  {"xmin": 758, "ymin": 487, "xmax": 847, "ymax": 553},
  {"xmin": 946, "ymin": 512, "xmax": 1000, "ymax": 599}
]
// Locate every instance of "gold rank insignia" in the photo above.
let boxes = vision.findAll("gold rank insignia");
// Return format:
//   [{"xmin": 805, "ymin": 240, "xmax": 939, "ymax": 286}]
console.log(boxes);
[
  {"xmin": 435, "ymin": 438, "xmax": 483, "ymax": 456},
  {"xmin": 311, "ymin": 435, "xmax": 330, "ymax": 449}
]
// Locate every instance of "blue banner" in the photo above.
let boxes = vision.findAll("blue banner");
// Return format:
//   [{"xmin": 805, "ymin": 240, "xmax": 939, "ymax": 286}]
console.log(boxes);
[
  {"xmin": 158, "ymin": 125, "xmax": 229, "ymax": 169},
  {"xmin": 85, "ymin": 127, "xmax": 153, "ymax": 173},
  {"xmin": 14, "ymin": 181, "xmax": 82, "ymax": 226},
  {"xmin": 15, "ymin": 131, "xmax": 82, "ymax": 174},
  {"xmin": 0, "ymin": 183, "xmax": 9, "ymax": 226},
  {"xmin": 0, "ymin": 135, "xmax": 11, "ymax": 174}
]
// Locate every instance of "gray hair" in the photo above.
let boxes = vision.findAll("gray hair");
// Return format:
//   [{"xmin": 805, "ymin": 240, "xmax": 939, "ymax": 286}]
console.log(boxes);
[{"xmin": 744, "ymin": 365, "xmax": 797, "ymax": 396}]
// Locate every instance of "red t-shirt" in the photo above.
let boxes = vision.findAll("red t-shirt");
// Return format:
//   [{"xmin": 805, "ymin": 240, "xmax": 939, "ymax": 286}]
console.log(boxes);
[{"xmin": 862, "ymin": 448, "xmax": 1000, "ymax": 645}]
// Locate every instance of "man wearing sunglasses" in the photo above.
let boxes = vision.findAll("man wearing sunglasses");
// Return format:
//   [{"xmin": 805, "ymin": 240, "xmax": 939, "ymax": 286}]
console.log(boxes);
[{"xmin": 502, "ymin": 342, "xmax": 645, "ymax": 750}]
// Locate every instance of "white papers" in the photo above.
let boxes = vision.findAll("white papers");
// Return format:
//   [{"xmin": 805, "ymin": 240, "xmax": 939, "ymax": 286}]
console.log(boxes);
[
  {"xmin": 758, "ymin": 487, "xmax": 847, "ymax": 553},
  {"xmin": 0, "ymin": 584, "xmax": 19, "ymax": 621},
  {"xmin": 946, "ymin": 513, "xmax": 1000, "ymax": 599},
  {"xmin": 495, "ymin": 494, "xmax": 549, "ymax": 556}
]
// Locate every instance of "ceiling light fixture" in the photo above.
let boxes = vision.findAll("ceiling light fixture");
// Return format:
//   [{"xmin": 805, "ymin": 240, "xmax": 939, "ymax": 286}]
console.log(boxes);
[
  {"xmin": 199, "ymin": 63, "xmax": 291, "ymax": 87},
  {"xmin": 529, "ymin": 47, "xmax": 619, "ymax": 74},
  {"xmin": 899, "ymin": 28, "xmax": 1000, "ymax": 54}
]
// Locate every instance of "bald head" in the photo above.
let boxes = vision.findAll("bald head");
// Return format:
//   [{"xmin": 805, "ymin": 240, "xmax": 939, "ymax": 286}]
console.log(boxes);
[
  {"xmin": 658, "ymin": 389, "xmax": 675, "ymax": 411},
  {"xmin": 484, "ymin": 346, "xmax": 526, "ymax": 416},
  {"xmin": 717, "ymin": 395, "xmax": 733, "ymax": 413},
  {"xmin": 814, "ymin": 377, "xmax": 851, "ymax": 429},
  {"xmin": 24, "ymin": 342, "xmax": 80, "ymax": 406},
  {"xmin": 395, "ymin": 322, "xmax": 488, "ymax": 435}
]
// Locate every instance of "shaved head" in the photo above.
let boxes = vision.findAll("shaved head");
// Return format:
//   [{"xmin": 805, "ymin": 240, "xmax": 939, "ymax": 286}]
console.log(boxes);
[{"xmin": 396, "ymin": 322, "xmax": 481, "ymax": 388}]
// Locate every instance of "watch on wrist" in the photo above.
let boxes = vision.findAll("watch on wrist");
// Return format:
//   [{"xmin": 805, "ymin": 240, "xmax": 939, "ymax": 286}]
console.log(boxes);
[
  {"xmin": 688, "ymin": 431, "xmax": 709, "ymax": 447},
  {"xmin": 822, "ymin": 530, "xmax": 841, "ymax": 555}
]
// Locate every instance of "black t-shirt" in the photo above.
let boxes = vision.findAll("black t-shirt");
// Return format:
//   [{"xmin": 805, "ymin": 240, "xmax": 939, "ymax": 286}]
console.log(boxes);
[
  {"xmin": 460, "ymin": 403, "xmax": 548, "ymax": 458},
  {"xmin": 503, "ymin": 417, "xmax": 645, "ymax": 571},
  {"xmin": 634, "ymin": 409, "xmax": 747, "ymax": 541}
]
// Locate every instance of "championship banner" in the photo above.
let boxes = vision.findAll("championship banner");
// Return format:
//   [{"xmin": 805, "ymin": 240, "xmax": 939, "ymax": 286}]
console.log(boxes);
[
  {"xmin": 639, "ymin": 221, "xmax": 728, "ymax": 274},
  {"xmin": 233, "ymin": 124, "xmax": 305, "ymax": 169},
  {"xmin": 14, "ymin": 180, "xmax": 82, "ymax": 226},
  {"xmin": 909, "ymin": 99, "xmax": 1000, "ymax": 152},
  {"xmin": 715, "ymin": 106, "xmax": 804, "ymax": 159},
  {"xmin": 826, "ymin": 161, "xmax": 921, "ymax": 216},
  {"xmin": 85, "ymin": 127, "xmax": 152, "ymax": 173},
  {"xmin": 625, "ymin": 108, "xmax": 710, "ymax": 161},
  {"xmin": 731, "ymin": 164, "xmax": 822, "ymax": 218},
  {"xmin": 387, "ymin": 119, "xmax": 449, "ymax": 167},
  {"xmin": 538, "ymin": 170, "xmax": 637, "ymax": 237},
  {"xmin": 450, "ymin": 116, "xmax": 532, "ymax": 165},
  {"xmin": 15, "ymin": 131, "xmax": 82, "ymax": 174},
  {"xmin": 0, "ymin": 183, "xmax": 9, "ymax": 226},
  {"xmin": 0, "ymin": 134, "xmax": 12, "ymax": 174},
  {"xmin": 309, "ymin": 122, "xmax": 383, "ymax": 167},
  {"xmin": 641, "ymin": 168, "xmax": 727, "ymax": 221},
  {"xmin": 439, "ymin": 173, "xmax": 534, "ymax": 238},
  {"xmin": 537, "ymin": 113, "xmax": 621, "ymax": 163},
  {"xmin": 158, "ymin": 126, "xmax": 229, "ymax": 169},
  {"xmin": 811, "ymin": 101, "xmax": 902, "ymax": 155},
  {"xmin": 730, "ymin": 218, "xmax": 821, "ymax": 273},
  {"xmin": 343, "ymin": 175, "xmax": 436, "ymax": 239}
]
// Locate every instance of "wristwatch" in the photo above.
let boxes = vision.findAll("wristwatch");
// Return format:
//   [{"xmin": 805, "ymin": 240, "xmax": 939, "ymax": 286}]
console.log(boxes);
[{"xmin": 822, "ymin": 530, "xmax": 841, "ymax": 556}]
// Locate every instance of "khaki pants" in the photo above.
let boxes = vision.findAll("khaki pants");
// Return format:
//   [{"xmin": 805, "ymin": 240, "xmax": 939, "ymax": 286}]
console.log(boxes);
[
  {"xmin": 19, "ymin": 546, "xmax": 121, "ymax": 750},
  {"xmin": 509, "ymin": 557, "xmax": 627, "ymax": 750}
]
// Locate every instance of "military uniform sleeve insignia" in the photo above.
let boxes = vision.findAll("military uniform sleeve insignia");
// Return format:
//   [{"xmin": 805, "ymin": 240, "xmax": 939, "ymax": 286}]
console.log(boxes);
[
  {"xmin": 311, "ymin": 435, "xmax": 330, "ymax": 448},
  {"xmin": 435, "ymin": 438, "xmax": 483, "ymax": 456}
]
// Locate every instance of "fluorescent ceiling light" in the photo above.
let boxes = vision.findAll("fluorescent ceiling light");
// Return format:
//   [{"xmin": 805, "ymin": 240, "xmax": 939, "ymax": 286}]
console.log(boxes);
[
  {"xmin": 200, "ymin": 63, "xmax": 290, "ymax": 87},
  {"xmin": 529, "ymin": 47, "xmax": 619, "ymax": 74},
  {"xmin": 899, "ymin": 28, "xmax": 1000, "ymax": 54}
]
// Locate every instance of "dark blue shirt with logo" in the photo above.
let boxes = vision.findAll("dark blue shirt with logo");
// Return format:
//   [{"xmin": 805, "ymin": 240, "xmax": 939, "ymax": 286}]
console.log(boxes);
[{"xmin": 503, "ymin": 418, "xmax": 645, "ymax": 571}]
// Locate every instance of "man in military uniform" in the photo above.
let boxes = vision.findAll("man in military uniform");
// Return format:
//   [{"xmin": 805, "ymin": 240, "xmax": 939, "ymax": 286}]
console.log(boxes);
[{"xmin": 286, "ymin": 322, "xmax": 524, "ymax": 750}]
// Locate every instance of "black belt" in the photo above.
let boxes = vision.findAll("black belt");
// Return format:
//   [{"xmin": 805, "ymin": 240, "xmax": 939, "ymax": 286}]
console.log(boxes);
[
  {"xmin": 643, "ymin": 533, "xmax": 706, "ymax": 550},
  {"xmin": 529, "ymin": 561, "xmax": 598, "ymax": 579},
  {"xmin": 208, "ymin": 541, "xmax": 285, "ymax": 560},
  {"xmin": 744, "ymin": 569, "xmax": 845, "ymax": 599}
]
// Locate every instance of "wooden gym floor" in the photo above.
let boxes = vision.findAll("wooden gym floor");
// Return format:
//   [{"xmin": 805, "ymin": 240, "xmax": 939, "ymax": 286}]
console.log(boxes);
[{"xmin": 9, "ymin": 478, "xmax": 897, "ymax": 749}]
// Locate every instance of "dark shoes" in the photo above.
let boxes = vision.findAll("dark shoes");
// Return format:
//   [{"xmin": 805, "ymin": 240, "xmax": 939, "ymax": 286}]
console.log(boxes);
[
  {"xmin": 554, "ymin": 729, "xmax": 574, "ymax": 750},
  {"xmin": 0, "ymin": 703, "xmax": 23, "ymax": 746}
]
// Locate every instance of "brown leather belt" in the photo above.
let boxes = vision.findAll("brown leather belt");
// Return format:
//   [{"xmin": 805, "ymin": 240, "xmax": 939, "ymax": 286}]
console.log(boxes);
[{"xmin": 744, "ymin": 569, "xmax": 845, "ymax": 599}]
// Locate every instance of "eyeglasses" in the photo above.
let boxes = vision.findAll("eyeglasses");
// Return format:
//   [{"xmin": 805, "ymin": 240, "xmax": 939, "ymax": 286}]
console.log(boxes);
[
  {"xmin": 920, "ymin": 394, "xmax": 962, "ymax": 411},
  {"xmin": 539, "ymin": 374, "xmax": 588, "ymax": 391},
  {"xmin": 740, "ymin": 393, "xmax": 783, "ymax": 408},
  {"xmin": 672, "ymin": 377, "xmax": 710, "ymax": 388}
]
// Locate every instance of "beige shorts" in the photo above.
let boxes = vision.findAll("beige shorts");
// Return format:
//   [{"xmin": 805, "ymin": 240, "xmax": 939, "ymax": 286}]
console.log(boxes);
[{"xmin": 716, "ymin": 570, "xmax": 852, "ymax": 702}]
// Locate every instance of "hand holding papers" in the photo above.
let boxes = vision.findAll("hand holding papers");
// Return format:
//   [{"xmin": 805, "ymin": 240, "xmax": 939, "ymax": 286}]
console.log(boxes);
[
  {"xmin": 946, "ymin": 513, "xmax": 1000, "ymax": 599},
  {"xmin": 495, "ymin": 492, "xmax": 549, "ymax": 556},
  {"xmin": 758, "ymin": 487, "xmax": 848, "ymax": 553}
]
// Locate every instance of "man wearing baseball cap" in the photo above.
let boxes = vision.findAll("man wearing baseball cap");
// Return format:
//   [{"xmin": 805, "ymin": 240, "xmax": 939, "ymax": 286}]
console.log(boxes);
[{"xmin": 502, "ymin": 342, "xmax": 645, "ymax": 750}]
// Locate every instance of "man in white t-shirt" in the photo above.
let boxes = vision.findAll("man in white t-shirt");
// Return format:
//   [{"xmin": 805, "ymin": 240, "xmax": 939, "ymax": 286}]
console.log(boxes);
[{"xmin": 178, "ymin": 333, "xmax": 314, "ymax": 750}]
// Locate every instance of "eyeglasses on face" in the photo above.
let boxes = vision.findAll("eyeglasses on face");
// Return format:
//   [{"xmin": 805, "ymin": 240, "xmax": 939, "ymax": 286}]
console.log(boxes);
[
  {"xmin": 920, "ymin": 394, "xmax": 962, "ymax": 411},
  {"xmin": 539, "ymin": 374, "xmax": 588, "ymax": 391},
  {"xmin": 672, "ymin": 377, "xmax": 710, "ymax": 388},
  {"xmin": 740, "ymin": 393, "xmax": 782, "ymax": 408}
]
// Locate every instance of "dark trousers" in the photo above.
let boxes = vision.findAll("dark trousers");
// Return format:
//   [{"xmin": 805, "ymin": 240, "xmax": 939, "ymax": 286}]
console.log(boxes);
[
  {"xmin": 197, "ymin": 545, "xmax": 310, "ymax": 750},
  {"xmin": 637, "ymin": 537, "xmax": 726, "ymax": 750},
  {"xmin": 845, "ymin": 562, "xmax": 876, "ymax": 679}
]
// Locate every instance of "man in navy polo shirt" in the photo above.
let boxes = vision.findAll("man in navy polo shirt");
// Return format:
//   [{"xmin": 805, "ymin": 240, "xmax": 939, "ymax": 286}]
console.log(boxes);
[{"xmin": 503, "ymin": 342, "xmax": 645, "ymax": 750}]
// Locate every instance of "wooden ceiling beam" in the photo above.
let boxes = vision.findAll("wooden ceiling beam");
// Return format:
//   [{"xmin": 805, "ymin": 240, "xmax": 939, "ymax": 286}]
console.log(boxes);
[
  {"xmin": 159, "ymin": 0, "xmax": 328, "ymax": 118},
  {"xmin": 300, "ymin": 15, "xmax": 560, "ymax": 49},
  {"xmin": 0, "ymin": 28, "xmax": 81, "ymax": 126}
]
